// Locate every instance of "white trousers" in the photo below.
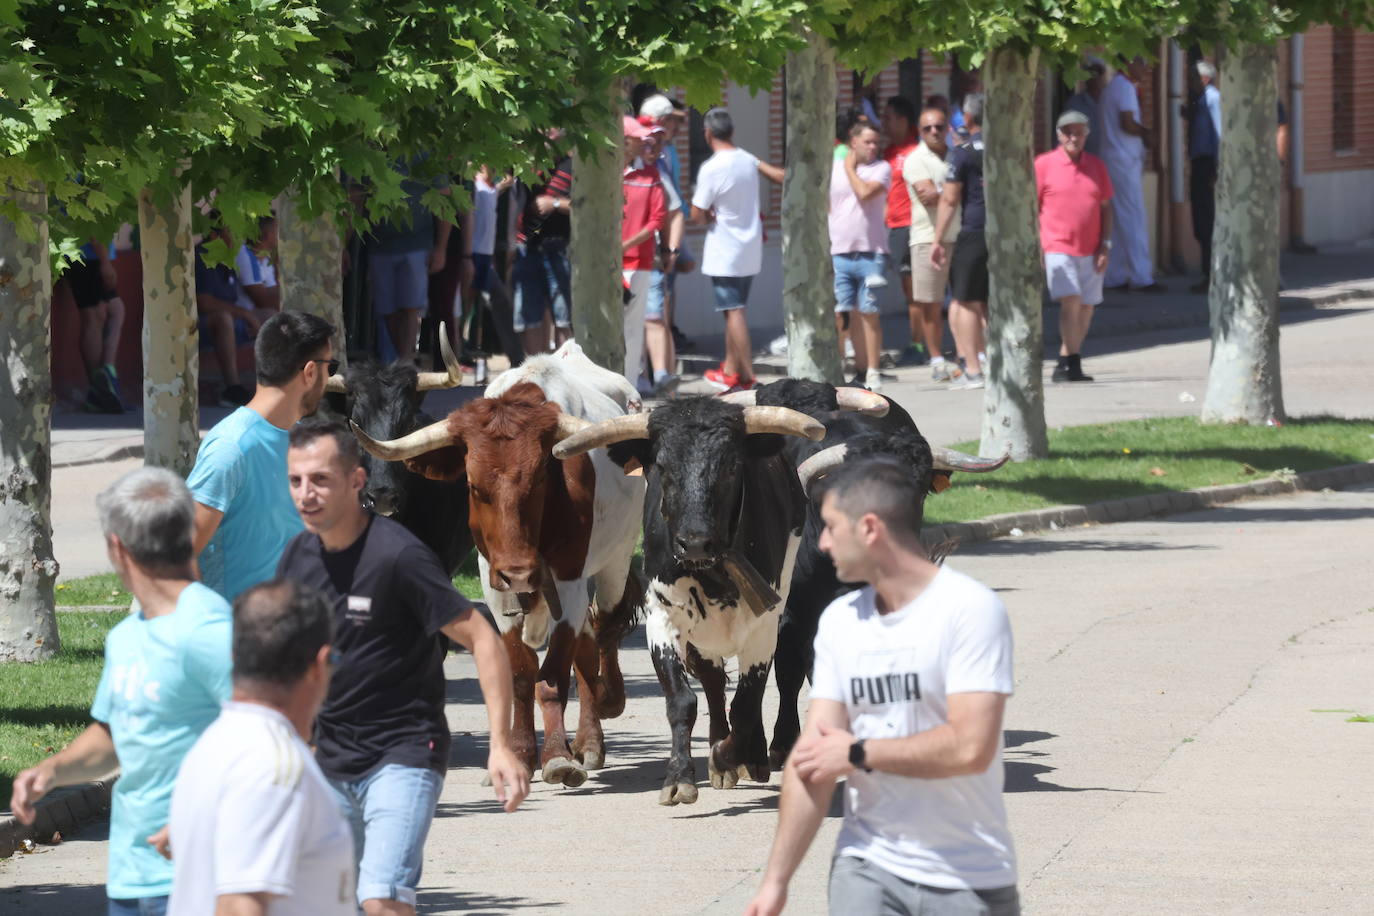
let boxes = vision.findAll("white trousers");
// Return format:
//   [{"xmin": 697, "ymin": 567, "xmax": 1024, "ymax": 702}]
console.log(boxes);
[
  {"xmin": 1103, "ymin": 157, "xmax": 1153, "ymax": 287},
  {"xmin": 622, "ymin": 269, "xmax": 650, "ymax": 385}
]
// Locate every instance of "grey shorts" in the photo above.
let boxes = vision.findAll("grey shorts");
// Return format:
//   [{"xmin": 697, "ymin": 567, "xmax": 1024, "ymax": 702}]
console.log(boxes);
[
  {"xmin": 369, "ymin": 249, "xmax": 429, "ymax": 317},
  {"xmin": 829, "ymin": 855, "xmax": 1020, "ymax": 916},
  {"xmin": 1044, "ymin": 252, "xmax": 1105, "ymax": 306}
]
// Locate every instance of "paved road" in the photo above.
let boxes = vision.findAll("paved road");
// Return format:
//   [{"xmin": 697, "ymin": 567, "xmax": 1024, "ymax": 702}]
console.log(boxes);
[{"xmin": 5, "ymin": 483, "xmax": 1372, "ymax": 914}]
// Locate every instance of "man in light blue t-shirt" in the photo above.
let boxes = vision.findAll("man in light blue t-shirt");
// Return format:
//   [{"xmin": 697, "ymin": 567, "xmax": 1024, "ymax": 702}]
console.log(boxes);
[
  {"xmin": 188, "ymin": 309, "xmax": 336, "ymax": 603},
  {"xmin": 10, "ymin": 468, "xmax": 234, "ymax": 916}
]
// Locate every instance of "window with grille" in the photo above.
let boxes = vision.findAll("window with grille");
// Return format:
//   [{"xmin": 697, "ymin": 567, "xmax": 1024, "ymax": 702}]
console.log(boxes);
[{"xmin": 1333, "ymin": 28, "xmax": 1355, "ymax": 152}]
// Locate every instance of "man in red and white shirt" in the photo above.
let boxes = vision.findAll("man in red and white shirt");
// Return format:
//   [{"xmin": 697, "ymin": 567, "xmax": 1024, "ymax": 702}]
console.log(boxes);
[
  {"xmin": 621, "ymin": 115, "xmax": 668, "ymax": 386},
  {"xmin": 1034, "ymin": 109, "xmax": 1115, "ymax": 383},
  {"xmin": 881, "ymin": 97, "xmax": 921, "ymax": 356}
]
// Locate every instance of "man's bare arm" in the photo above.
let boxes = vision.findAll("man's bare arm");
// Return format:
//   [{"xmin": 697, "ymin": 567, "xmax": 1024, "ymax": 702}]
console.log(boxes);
[
  {"xmin": 9, "ymin": 723, "xmax": 118, "ymax": 824},
  {"xmin": 844, "ymin": 157, "xmax": 886, "ymax": 201},
  {"xmin": 689, "ymin": 204, "xmax": 713, "ymax": 226},
  {"xmin": 1118, "ymin": 111, "xmax": 1152, "ymax": 146},
  {"xmin": 757, "ymin": 160, "xmax": 785, "ymax": 185},
  {"xmin": 864, "ymin": 692, "xmax": 1007, "ymax": 777},
  {"xmin": 913, "ymin": 178, "xmax": 941, "ymax": 207},
  {"xmin": 193, "ymin": 503, "xmax": 224, "ymax": 557},
  {"xmin": 215, "ymin": 893, "xmax": 271, "ymax": 916},
  {"xmin": 744, "ymin": 699, "xmax": 849, "ymax": 916}
]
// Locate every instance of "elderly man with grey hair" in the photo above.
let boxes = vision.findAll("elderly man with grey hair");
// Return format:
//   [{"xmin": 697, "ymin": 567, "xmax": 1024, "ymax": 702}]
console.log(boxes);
[
  {"xmin": 9, "ymin": 467, "xmax": 233, "ymax": 916},
  {"xmin": 1185, "ymin": 59, "xmax": 1222, "ymax": 292}
]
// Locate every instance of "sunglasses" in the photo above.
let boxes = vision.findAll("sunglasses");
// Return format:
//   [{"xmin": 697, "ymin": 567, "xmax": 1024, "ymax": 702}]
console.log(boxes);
[
  {"xmin": 921, "ymin": 124, "xmax": 948, "ymax": 133},
  {"xmin": 309, "ymin": 358, "xmax": 341, "ymax": 375}
]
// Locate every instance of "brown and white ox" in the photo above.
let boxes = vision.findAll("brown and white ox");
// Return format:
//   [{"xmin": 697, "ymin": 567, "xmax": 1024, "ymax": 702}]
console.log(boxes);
[{"xmin": 351, "ymin": 354, "xmax": 645, "ymax": 788}]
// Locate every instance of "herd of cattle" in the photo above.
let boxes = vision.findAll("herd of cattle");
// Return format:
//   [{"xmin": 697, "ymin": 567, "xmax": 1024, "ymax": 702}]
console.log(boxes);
[{"xmin": 326, "ymin": 335, "xmax": 1006, "ymax": 806}]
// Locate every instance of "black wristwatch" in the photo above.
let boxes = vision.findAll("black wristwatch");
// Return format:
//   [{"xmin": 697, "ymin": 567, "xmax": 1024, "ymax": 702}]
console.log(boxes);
[{"xmin": 848, "ymin": 739, "xmax": 871, "ymax": 773}]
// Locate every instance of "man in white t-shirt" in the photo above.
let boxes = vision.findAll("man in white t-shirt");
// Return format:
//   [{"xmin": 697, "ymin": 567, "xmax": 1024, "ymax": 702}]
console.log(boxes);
[
  {"xmin": 690, "ymin": 106, "xmax": 783, "ymax": 393},
  {"xmin": 902, "ymin": 107, "xmax": 959, "ymax": 382},
  {"xmin": 169, "ymin": 579, "xmax": 355, "ymax": 915},
  {"xmin": 1100, "ymin": 57, "xmax": 1161, "ymax": 292},
  {"xmin": 235, "ymin": 215, "xmax": 281, "ymax": 314},
  {"xmin": 828, "ymin": 121, "xmax": 891, "ymax": 392},
  {"xmin": 746, "ymin": 456, "xmax": 1019, "ymax": 916}
]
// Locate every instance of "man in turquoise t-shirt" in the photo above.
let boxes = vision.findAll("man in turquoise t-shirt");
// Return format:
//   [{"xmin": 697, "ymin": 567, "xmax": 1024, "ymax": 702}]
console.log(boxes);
[
  {"xmin": 188, "ymin": 310, "xmax": 336, "ymax": 603},
  {"xmin": 10, "ymin": 468, "xmax": 234, "ymax": 915}
]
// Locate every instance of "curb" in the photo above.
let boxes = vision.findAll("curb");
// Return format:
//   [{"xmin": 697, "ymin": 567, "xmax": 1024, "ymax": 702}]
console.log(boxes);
[
  {"xmin": 920, "ymin": 460, "xmax": 1374, "ymax": 551},
  {"xmin": 52, "ymin": 440, "xmax": 143, "ymax": 470},
  {"xmin": 0, "ymin": 780, "xmax": 114, "ymax": 860}
]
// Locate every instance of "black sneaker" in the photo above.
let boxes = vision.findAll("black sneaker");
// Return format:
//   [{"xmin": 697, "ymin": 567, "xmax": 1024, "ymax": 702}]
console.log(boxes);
[
  {"xmin": 1051, "ymin": 365, "xmax": 1070, "ymax": 383},
  {"xmin": 671, "ymin": 324, "xmax": 696, "ymax": 353},
  {"xmin": 221, "ymin": 384, "xmax": 253, "ymax": 406},
  {"xmin": 1064, "ymin": 354, "xmax": 1093, "ymax": 382},
  {"xmin": 846, "ymin": 374, "xmax": 869, "ymax": 390},
  {"xmin": 85, "ymin": 371, "xmax": 125, "ymax": 414},
  {"xmin": 894, "ymin": 343, "xmax": 929, "ymax": 367}
]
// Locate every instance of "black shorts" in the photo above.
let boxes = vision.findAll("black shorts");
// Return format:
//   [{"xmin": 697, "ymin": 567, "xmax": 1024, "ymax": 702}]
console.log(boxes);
[
  {"xmin": 949, "ymin": 230, "xmax": 989, "ymax": 303},
  {"xmin": 65, "ymin": 258, "xmax": 117, "ymax": 309},
  {"xmin": 887, "ymin": 226, "xmax": 911, "ymax": 274}
]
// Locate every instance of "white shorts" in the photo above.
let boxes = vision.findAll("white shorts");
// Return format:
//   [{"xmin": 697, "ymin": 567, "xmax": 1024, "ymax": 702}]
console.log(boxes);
[{"xmin": 1044, "ymin": 252, "xmax": 1104, "ymax": 306}]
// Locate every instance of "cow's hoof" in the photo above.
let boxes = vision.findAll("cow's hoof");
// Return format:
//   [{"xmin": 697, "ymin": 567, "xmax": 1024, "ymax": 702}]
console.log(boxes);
[
  {"xmin": 578, "ymin": 747, "xmax": 605, "ymax": 770},
  {"xmin": 744, "ymin": 762, "xmax": 771, "ymax": 784},
  {"xmin": 543, "ymin": 757, "xmax": 588, "ymax": 788},
  {"xmin": 709, "ymin": 765, "xmax": 740, "ymax": 790},
  {"xmin": 768, "ymin": 746, "xmax": 788, "ymax": 771},
  {"xmin": 481, "ymin": 772, "xmax": 492, "ymax": 787},
  {"xmin": 598, "ymin": 698, "xmax": 626, "ymax": 720},
  {"xmin": 659, "ymin": 781, "xmax": 698, "ymax": 806}
]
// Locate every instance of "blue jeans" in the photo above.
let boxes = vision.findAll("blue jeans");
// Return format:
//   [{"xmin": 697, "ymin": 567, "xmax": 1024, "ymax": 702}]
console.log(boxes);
[
  {"xmin": 513, "ymin": 239, "xmax": 571, "ymax": 330},
  {"xmin": 710, "ymin": 275, "xmax": 753, "ymax": 312},
  {"xmin": 833, "ymin": 251, "xmax": 887, "ymax": 314},
  {"xmin": 646, "ymin": 240, "xmax": 696, "ymax": 320},
  {"xmin": 328, "ymin": 764, "xmax": 444, "ymax": 907},
  {"xmin": 107, "ymin": 896, "xmax": 168, "ymax": 916}
]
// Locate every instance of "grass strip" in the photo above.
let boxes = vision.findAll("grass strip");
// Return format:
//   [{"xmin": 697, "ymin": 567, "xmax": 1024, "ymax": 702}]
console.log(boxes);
[
  {"xmin": 925, "ymin": 415, "xmax": 1374, "ymax": 525},
  {"xmin": 0, "ymin": 612, "xmax": 121, "ymax": 809}
]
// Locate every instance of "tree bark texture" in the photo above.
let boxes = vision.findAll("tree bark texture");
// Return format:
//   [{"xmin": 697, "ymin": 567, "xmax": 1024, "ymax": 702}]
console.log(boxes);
[
  {"xmin": 0, "ymin": 185, "xmax": 60, "ymax": 661},
  {"xmin": 279, "ymin": 190, "xmax": 346, "ymax": 367},
  {"xmin": 782, "ymin": 29, "xmax": 843, "ymax": 384},
  {"xmin": 1202, "ymin": 42, "xmax": 1284, "ymax": 425},
  {"xmin": 570, "ymin": 84, "xmax": 626, "ymax": 373},
  {"xmin": 139, "ymin": 184, "xmax": 200, "ymax": 476},
  {"xmin": 980, "ymin": 45, "xmax": 1048, "ymax": 460}
]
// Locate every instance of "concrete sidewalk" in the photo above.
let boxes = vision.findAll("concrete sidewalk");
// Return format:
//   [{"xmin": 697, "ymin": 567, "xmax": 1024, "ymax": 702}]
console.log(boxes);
[{"xmin": 6, "ymin": 483, "xmax": 1372, "ymax": 913}]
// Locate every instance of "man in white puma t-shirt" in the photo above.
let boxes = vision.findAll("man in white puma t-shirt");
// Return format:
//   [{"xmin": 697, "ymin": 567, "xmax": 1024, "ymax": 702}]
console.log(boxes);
[
  {"xmin": 745, "ymin": 456, "xmax": 1018, "ymax": 916},
  {"xmin": 169, "ymin": 580, "xmax": 354, "ymax": 915}
]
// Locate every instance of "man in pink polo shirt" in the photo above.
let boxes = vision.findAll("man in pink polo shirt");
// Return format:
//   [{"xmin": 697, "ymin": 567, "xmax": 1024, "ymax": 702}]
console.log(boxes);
[
  {"xmin": 1035, "ymin": 109, "xmax": 1114, "ymax": 383},
  {"xmin": 622, "ymin": 115, "xmax": 668, "ymax": 386}
]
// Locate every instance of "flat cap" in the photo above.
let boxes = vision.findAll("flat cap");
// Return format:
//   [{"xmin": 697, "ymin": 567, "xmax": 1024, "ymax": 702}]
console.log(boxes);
[{"xmin": 1057, "ymin": 109, "xmax": 1091, "ymax": 130}]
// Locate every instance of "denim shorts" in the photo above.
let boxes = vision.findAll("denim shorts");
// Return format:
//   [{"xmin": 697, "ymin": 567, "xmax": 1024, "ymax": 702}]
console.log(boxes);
[
  {"xmin": 710, "ymin": 274, "xmax": 753, "ymax": 312},
  {"xmin": 829, "ymin": 856, "xmax": 1020, "ymax": 916},
  {"xmin": 646, "ymin": 240, "xmax": 696, "ymax": 320},
  {"xmin": 514, "ymin": 239, "xmax": 572, "ymax": 330},
  {"xmin": 107, "ymin": 896, "xmax": 168, "ymax": 916},
  {"xmin": 369, "ymin": 249, "xmax": 430, "ymax": 317},
  {"xmin": 328, "ymin": 763, "xmax": 445, "ymax": 907},
  {"xmin": 833, "ymin": 251, "xmax": 887, "ymax": 315},
  {"xmin": 196, "ymin": 313, "xmax": 253, "ymax": 352}
]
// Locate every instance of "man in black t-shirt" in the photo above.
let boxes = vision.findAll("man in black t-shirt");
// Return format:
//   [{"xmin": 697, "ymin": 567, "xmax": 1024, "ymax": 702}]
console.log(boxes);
[
  {"xmin": 277, "ymin": 419, "xmax": 527, "ymax": 915},
  {"xmin": 931, "ymin": 94, "xmax": 989, "ymax": 391}
]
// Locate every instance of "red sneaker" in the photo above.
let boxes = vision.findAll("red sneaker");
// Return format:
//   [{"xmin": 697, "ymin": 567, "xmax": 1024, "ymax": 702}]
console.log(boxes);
[
  {"xmin": 704, "ymin": 366, "xmax": 740, "ymax": 391},
  {"xmin": 725, "ymin": 378, "xmax": 758, "ymax": 393}
]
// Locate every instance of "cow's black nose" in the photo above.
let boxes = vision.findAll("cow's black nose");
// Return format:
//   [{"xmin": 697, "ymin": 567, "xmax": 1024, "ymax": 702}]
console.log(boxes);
[
  {"xmin": 674, "ymin": 535, "xmax": 714, "ymax": 562},
  {"xmin": 369, "ymin": 488, "xmax": 398, "ymax": 517}
]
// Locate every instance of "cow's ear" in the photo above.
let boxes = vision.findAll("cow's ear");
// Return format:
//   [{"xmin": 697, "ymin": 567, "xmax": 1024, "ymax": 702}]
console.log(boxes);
[
  {"xmin": 404, "ymin": 443, "xmax": 468, "ymax": 482},
  {"xmin": 930, "ymin": 470, "xmax": 953, "ymax": 493},
  {"xmin": 607, "ymin": 440, "xmax": 650, "ymax": 475},
  {"xmin": 744, "ymin": 433, "xmax": 786, "ymax": 460}
]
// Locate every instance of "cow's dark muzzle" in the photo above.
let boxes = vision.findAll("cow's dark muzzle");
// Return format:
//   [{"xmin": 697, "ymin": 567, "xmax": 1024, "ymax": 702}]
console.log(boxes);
[
  {"xmin": 364, "ymin": 487, "xmax": 399, "ymax": 518},
  {"xmin": 673, "ymin": 534, "xmax": 718, "ymax": 567}
]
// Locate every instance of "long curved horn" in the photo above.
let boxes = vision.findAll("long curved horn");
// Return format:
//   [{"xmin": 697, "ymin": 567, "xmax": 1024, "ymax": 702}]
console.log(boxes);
[
  {"xmin": 716, "ymin": 390, "xmax": 757, "ymax": 406},
  {"xmin": 797, "ymin": 443, "xmax": 848, "ymax": 492},
  {"xmin": 834, "ymin": 387, "xmax": 889, "ymax": 417},
  {"xmin": 931, "ymin": 447, "xmax": 1010, "ymax": 473},
  {"xmin": 555, "ymin": 413, "xmax": 591, "ymax": 441},
  {"xmin": 350, "ymin": 416, "xmax": 457, "ymax": 462},
  {"xmin": 552, "ymin": 413, "xmax": 652, "ymax": 459},
  {"xmin": 416, "ymin": 322, "xmax": 463, "ymax": 390},
  {"xmin": 742, "ymin": 406, "xmax": 825, "ymax": 441}
]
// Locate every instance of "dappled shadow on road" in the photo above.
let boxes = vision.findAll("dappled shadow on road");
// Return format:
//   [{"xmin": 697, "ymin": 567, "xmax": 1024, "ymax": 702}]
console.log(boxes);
[
  {"xmin": 0, "ymin": 882, "xmax": 107, "ymax": 913},
  {"xmin": 967, "ymin": 537, "xmax": 1212, "ymax": 557},
  {"xmin": 442, "ymin": 732, "xmax": 681, "ymax": 802},
  {"xmin": 418, "ymin": 889, "xmax": 562, "ymax": 913},
  {"xmin": 1003, "ymin": 730, "xmax": 1156, "ymax": 795}
]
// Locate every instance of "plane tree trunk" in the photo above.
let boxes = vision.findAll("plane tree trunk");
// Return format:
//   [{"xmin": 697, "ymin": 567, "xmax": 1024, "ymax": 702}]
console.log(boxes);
[
  {"xmin": 0, "ymin": 185, "xmax": 60, "ymax": 661},
  {"xmin": 782, "ymin": 27, "xmax": 843, "ymax": 384},
  {"xmin": 980, "ymin": 44, "xmax": 1049, "ymax": 460},
  {"xmin": 1202, "ymin": 41, "xmax": 1284, "ymax": 425},
  {"xmin": 571, "ymin": 84, "xmax": 625, "ymax": 374},
  {"xmin": 279, "ymin": 190, "xmax": 347, "ymax": 367},
  {"xmin": 139, "ymin": 183, "xmax": 200, "ymax": 476}
]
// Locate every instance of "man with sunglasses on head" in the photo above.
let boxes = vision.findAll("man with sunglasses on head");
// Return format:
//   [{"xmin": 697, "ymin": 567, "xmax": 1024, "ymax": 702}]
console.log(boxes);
[
  {"xmin": 188, "ymin": 309, "xmax": 337, "ymax": 603},
  {"xmin": 901, "ymin": 106, "xmax": 960, "ymax": 381}
]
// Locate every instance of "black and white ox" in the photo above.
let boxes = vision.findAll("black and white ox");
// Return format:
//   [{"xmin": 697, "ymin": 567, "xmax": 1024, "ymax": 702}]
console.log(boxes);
[
  {"xmin": 727, "ymin": 379, "xmax": 1009, "ymax": 766},
  {"xmin": 323, "ymin": 327, "xmax": 473, "ymax": 575},
  {"xmin": 553, "ymin": 392, "xmax": 883, "ymax": 805}
]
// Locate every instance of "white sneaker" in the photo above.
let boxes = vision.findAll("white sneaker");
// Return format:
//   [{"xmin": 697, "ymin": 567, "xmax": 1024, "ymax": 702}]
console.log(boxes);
[
  {"xmin": 844, "ymin": 339, "xmax": 855, "ymax": 360},
  {"xmin": 950, "ymin": 373, "xmax": 984, "ymax": 390},
  {"xmin": 864, "ymin": 368, "xmax": 884, "ymax": 392},
  {"xmin": 768, "ymin": 334, "xmax": 789, "ymax": 357}
]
